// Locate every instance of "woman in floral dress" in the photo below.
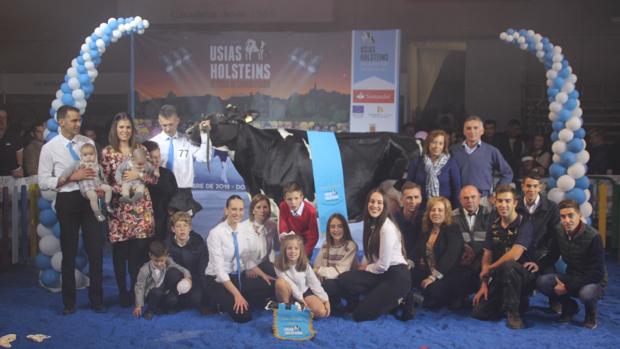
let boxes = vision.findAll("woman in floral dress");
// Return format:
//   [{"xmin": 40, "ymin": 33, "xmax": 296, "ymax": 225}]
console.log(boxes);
[{"xmin": 100, "ymin": 112, "xmax": 156, "ymax": 307}]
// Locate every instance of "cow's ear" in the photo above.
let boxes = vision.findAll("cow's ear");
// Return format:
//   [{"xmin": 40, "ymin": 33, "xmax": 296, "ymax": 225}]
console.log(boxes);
[{"xmin": 244, "ymin": 110, "xmax": 260, "ymax": 123}]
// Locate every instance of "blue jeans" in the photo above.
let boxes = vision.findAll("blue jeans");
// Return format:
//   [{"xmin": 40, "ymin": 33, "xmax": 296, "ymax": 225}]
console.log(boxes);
[{"xmin": 536, "ymin": 273, "xmax": 604, "ymax": 310}]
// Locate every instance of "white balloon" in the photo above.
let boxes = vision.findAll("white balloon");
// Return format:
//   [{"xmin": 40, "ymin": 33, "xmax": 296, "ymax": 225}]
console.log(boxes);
[
  {"xmin": 96, "ymin": 39, "xmax": 105, "ymax": 48},
  {"xmin": 517, "ymin": 36, "xmax": 526, "ymax": 44},
  {"xmin": 40, "ymin": 189, "xmax": 57, "ymax": 201},
  {"xmin": 79, "ymin": 108, "xmax": 86, "ymax": 115},
  {"xmin": 552, "ymin": 62, "xmax": 562, "ymax": 71},
  {"xmin": 548, "ymin": 112, "xmax": 558, "ymax": 122},
  {"xmin": 98, "ymin": 45, "xmax": 106, "ymax": 54},
  {"xmin": 505, "ymin": 34, "xmax": 514, "ymax": 42},
  {"xmin": 177, "ymin": 279, "xmax": 191, "ymax": 295},
  {"xmin": 555, "ymin": 92, "xmax": 568, "ymax": 104},
  {"xmin": 571, "ymin": 108, "xmax": 583, "ymax": 118},
  {"xmin": 548, "ymin": 188, "xmax": 565, "ymax": 203},
  {"xmin": 108, "ymin": 17, "xmax": 117, "ymax": 24},
  {"xmin": 513, "ymin": 32, "xmax": 520, "ymax": 39},
  {"xmin": 72, "ymin": 89, "xmax": 85, "ymax": 100},
  {"xmin": 85, "ymin": 61, "xmax": 95, "ymax": 70},
  {"xmin": 68, "ymin": 77, "xmax": 80, "ymax": 90},
  {"xmin": 110, "ymin": 35, "xmax": 119, "ymax": 43},
  {"xmin": 552, "ymin": 154, "xmax": 561, "ymax": 163},
  {"xmin": 39, "ymin": 235, "xmax": 61, "ymax": 256},
  {"xmin": 87, "ymin": 70, "xmax": 98, "ymax": 80},
  {"xmin": 51, "ymin": 199, "xmax": 56, "ymax": 213},
  {"xmin": 567, "ymin": 163, "xmax": 586, "ymax": 179},
  {"xmin": 527, "ymin": 29, "xmax": 535, "ymax": 36},
  {"xmin": 55, "ymin": 89, "xmax": 63, "ymax": 99},
  {"xmin": 143, "ymin": 19, "xmax": 150, "ymax": 29},
  {"xmin": 536, "ymin": 51, "xmax": 545, "ymax": 59},
  {"xmin": 552, "ymin": 53, "xmax": 564, "ymax": 63},
  {"xmin": 546, "ymin": 79, "xmax": 554, "ymax": 87},
  {"xmin": 112, "ymin": 30, "xmax": 121, "ymax": 39},
  {"xmin": 576, "ymin": 150, "xmax": 590, "ymax": 164},
  {"xmin": 37, "ymin": 224, "xmax": 53, "ymax": 238},
  {"xmin": 85, "ymin": 37, "xmax": 92, "ymax": 44},
  {"xmin": 553, "ymin": 46, "xmax": 562, "ymax": 54},
  {"xmin": 552, "ymin": 140, "xmax": 567, "ymax": 154},
  {"xmin": 67, "ymin": 67, "xmax": 78, "ymax": 78},
  {"xmin": 51, "ymin": 252, "xmax": 63, "ymax": 272},
  {"xmin": 568, "ymin": 74, "xmax": 578, "ymax": 84},
  {"xmin": 94, "ymin": 28, "xmax": 103, "ymax": 36},
  {"xmin": 557, "ymin": 175, "xmax": 576, "ymax": 191},
  {"xmin": 584, "ymin": 189, "xmax": 591, "ymax": 202},
  {"xmin": 558, "ymin": 129, "xmax": 574, "ymax": 142},
  {"xmin": 499, "ymin": 32, "xmax": 507, "ymax": 40},
  {"xmin": 137, "ymin": 28, "xmax": 145, "ymax": 35},
  {"xmin": 71, "ymin": 59, "xmax": 78, "ymax": 68},
  {"xmin": 549, "ymin": 102, "xmax": 562, "ymax": 113},
  {"xmin": 565, "ymin": 117, "xmax": 582, "ymax": 131},
  {"xmin": 51, "ymin": 99, "xmax": 63, "ymax": 110},
  {"xmin": 561, "ymin": 82, "xmax": 575, "ymax": 93},
  {"xmin": 99, "ymin": 23, "xmax": 107, "ymax": 30},
  {"xmin": 135, "ymin": 16, "xmax": 143, "ymax": 22},
  {"xmin": 546, "ymin": 70, "xmax": 558, "ymax": 80},
  {"xmin": 82, "ymin": 53, "xmax": 92, "ymax": 61},
  {"xmin": 534, "ymin": 33, "xmax": 542, "ymax": 41},
  {"xmin": 580, "ymin": 202, "xmax": 593, "ymax": 217},
  {"xmin": 75, "ymin": 269, "xmax": 90, "ymax": 289},
  {"xmin": 74, "ymin": 99, "xmax": 87, "ymax": 110}
]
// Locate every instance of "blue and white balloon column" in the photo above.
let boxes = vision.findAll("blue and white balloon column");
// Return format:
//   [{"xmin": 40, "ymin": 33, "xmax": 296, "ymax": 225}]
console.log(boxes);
[
  {"xmin": 38, "ymin": 16, "xmax": 150, "ymax": 291},
  {"xmin": 499, "ymin": 29, "xmax": 592, "ymax": 222}
]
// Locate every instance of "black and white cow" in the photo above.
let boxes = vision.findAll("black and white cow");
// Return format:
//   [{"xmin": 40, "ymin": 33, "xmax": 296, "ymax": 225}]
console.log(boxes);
[{"xmin": 190, "ymin": 111, "xmax": 420, "ymax": 221}]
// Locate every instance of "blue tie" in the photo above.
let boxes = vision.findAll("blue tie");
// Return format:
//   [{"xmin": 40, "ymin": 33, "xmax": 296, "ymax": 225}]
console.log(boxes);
[
  {"xmin": 66, "ymin": 141, "xmax": 80, "ymax": 161},
  {"xmin": 166, "ymin": 137, "xmax": 174, "ymax": 170},
  {"xmin": 232, "ymin": 231, "xmax": 242, "ymax": 291}
]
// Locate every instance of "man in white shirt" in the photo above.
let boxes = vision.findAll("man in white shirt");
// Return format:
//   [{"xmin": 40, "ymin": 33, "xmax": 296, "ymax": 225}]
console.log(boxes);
[
  {"xmin": 38, "ymin": 105, "xmax": 105, "ymax": 315},
  {"xmin": 150, "ymin": 105, "xmax": 209, "ymax": 216}
]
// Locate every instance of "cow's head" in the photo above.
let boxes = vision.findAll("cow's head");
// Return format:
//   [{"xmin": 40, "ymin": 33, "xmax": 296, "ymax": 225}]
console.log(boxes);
[{"xmin": 187, "ymin": 105, "xmax": 259, "ymax": 149}]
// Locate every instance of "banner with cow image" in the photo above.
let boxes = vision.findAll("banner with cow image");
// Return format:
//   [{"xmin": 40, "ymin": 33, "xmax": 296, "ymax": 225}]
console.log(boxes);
[{"xmin": 349, "ymin": 30, "xmax": 401, "ymax": 132}]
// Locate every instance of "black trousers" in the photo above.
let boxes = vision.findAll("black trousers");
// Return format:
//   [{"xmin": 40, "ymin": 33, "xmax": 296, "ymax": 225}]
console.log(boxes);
[
  {"xmin": 338, "ymin": 264, "xmax": 411, "ymax": 322},
  {"xmin": 55, "ymin": 191, "xmax": 104, "ymax": 308},
  {"xmin": 112, "ymin": 238, "xmax": 151, "ymax": 298},
  {"xmin": 472, "ymin": 260, "xmax": 538, "ymax": 319},
  {"xmin": 411, "ymin": 266, "xmax": 462, "ymax": 309},
  {"xmin": 146, "ymin": 267, "xmax": 184, "ymax": 313},
  {"xmin": 323, "ymin": 278, "xmax": 345, "ymax": 306},
  {"xmin": 207, "ymin": 266, "xmax": 275, "ymax": 323}
]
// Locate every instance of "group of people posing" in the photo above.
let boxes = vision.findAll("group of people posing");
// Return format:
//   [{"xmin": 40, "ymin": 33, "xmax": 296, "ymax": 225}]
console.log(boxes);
[{"xmin": 38, "ymin": 106, "xmax": 606, "ymax": 331}]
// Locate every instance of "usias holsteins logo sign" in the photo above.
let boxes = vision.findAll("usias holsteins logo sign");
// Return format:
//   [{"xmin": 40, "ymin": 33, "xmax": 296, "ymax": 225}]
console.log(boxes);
[{"xmin": 209, "ymin": 39, "xmax": 271, "ymax": 81}]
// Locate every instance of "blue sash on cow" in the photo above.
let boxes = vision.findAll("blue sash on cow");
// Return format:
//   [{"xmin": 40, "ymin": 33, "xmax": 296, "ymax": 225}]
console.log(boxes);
[{"xmin": 307, "ymin": 131, "xmax": 349, "ymax": 233}]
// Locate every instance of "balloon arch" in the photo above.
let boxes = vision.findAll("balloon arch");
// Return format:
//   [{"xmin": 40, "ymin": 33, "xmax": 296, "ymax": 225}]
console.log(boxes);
[{"xmin": 499, "ymin": 28, "xmax": 592, "ymax": 221}]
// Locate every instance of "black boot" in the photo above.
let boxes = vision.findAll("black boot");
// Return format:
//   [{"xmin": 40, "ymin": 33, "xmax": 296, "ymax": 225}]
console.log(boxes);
[
  {"xmin": 398, "ymin": 291, "xmax": 417, "ymax": 321},
  {"xmin": 506, "ymin": 311, "xmax": 525, "ymax": 329},
  {"xmin": 584, "ymin": 306, "xmax": 598, "ymax": 329},
  {"xmin": 558, "ymin": 298, "xmax": 579, "ymax": 323}
]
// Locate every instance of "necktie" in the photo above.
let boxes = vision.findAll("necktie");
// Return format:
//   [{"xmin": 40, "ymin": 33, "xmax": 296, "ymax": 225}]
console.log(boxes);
[
  {"xmin": 232, "ymin": 231, "xmax": 242, "ymax": 291},
  {"xmin": 166, "ymin": 137, "xmax": 174, "ymax": 170},
  {"xmin": 66, "ymin": 141, "xmax": 80, "ymax": 161}
]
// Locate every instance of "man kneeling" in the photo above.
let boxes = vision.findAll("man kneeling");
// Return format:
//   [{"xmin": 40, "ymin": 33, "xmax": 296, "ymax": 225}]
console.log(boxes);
[{"xmin": 536, "ymin": 199, "xmax": 606, "ymax": 329}]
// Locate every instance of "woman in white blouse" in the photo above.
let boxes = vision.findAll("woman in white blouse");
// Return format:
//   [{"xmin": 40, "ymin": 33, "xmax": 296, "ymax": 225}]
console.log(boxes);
[
  {"xmin": 205, "ymin": 195, "xmax": 274, "ymax": 323},
  {"xmin": 338, "ymin": 188, "xmax": 412, "ymax": 322},
  {"xmin": 238, "ymin": 194, "xmax": 279, "ymax": 278}
]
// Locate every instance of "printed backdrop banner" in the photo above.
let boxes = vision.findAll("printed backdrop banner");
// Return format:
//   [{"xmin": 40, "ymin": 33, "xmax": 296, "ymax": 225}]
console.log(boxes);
[{"xmin": 349, "ymin": 30, "xmax": 401, "ymax": 132}]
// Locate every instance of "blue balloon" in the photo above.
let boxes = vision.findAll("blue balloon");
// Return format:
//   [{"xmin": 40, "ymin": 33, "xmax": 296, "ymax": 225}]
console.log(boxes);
[
  {"xmin": 565, "ymin": 98, "xmax": 578, "ymax": 110},
  {"xmin": 47, "ymin": 118, "xmax": 59, "ymax": 132},
  {"xmin": 567, "ymin": 138, "xmax": 585, "ymax": 152},
  {"xmin": 61, "ymin": 83, "xmax": 71, "ymax": 93},
  {"xmin": 546, "ymin": 177, "xmax": 557, "ymax": 189},
  {"xmin": 565, "ymin": 188, "xmax": 586, "ymax": 204},
  {"xmin": 545, "ymin": 52, "xmax": 553, "ymax": 61},
  {"xmin": 547, "ymin": 87, "xmax": 559, "ymax": 97},
  {"xmin": 40, "ymin": 269, "xmax": 60, "ymax": 288},
  {"xmin": 103, "ymin": 26, "xmax": 112, "ymax": 35},
  {"xmin": 575, "ymin": 176, "xmax": 590, "ymax": 190},
  {"xmin": 542, "ymin": 37, "xmax": 550, "ymax": 45},
  {"xmin": 77, "ymin": 56, "xmax": 85, "ymax": 65},
  {"xmin": 78, "ymin": 74, "xmax": 90, "ymax": 85},
  {"xmin": 549, "ymin": 163, "xmax": 567, "ymax": 179},
  {"xmin": 93, "ymin": 56, "xmax": 101, "ymax": 65},
  {"xmin": 61, "ymin": 94, "xmax": 75, "ymax": 105},
  {"xmin": 562, "ymin": 60, "xmax": 569, "ymax": 68},
  {"xmin": 102, "ymin": 35, "xmax": 111, "ymax": 45},
  {"xmin": 558, "ymin": 109, "xmax": 572, "ymax": 122},
  {"xmin": 89, "ymin": 41, "xmax": 97, "ymax": 50},
  {"xmin": 559, "ymin": 68, "xmax": 570, "ymax": 78},
  {"xmin": 64, "ymin": 74, "xmax": 70, "ymax": 82},
  {"xmin": 49, "ymin": 107, "xmax": 56, "ymax": 118},
  {"xmin": 554, "ymin": 77, "xmax": 565, "ymax": 89},
  {"xmin": 90, "ymin": 34, "xmax": 100, "ymax": 42},
  {"xmin": 90, "ymin": 49, "xmax": 99, "ymax": 58},
  {"xmin": 76, "ymin": 65, "xmax": 86, "ymax": 74},
  {"xmin": 38, "ymin": 197, "xmax": 52, "ymax": 210},
  {"xmin": 39, "ymin": 209, "xmax": 58, "ymax": 227},
  {"xmin": 109, "ymin": 18, "xmax": 118, "ymax": 28},
  {"xmin": 35, "ymin": 253, "xmax": 52, "ymax": 270},
  {"xmin": 518, "ymin": 29, "xmax": 527, "ymax": 36},
  {"xmin": 45, "ymin": 131, "xmax": 58, "ymax": 142},
  {"xmin": 552, "ymin": 121, "xmax": 565, "ymax": 131},
  {"xmin": 551, "ymin": 131, "xmax": 559, "ymax": 142},
  {"xmin": 574, "ymin": 128, "xmax": 586, "ymax": 139},
  {"xmin": 560, "ymin": 151, "xmax": 577, "ymax": 167},
  {"xmin": 52, "ymin": 222, "xmax": 61, "ymax": 239},
  {"xmin": 75, "ymin": 254, "xmax": 88, "ymax": 270},
  {"xmin": 568, "ymin": 90, "xmax": 580, "ymax": 99},
  {"xmin": 586, "ymin": 217, "xmax": 592, "ymax": 225},
  {"xmin": 506, "ymin": 28, "xmax": 515, "ymax": 35},
  {"xmin": 117, "ymin": 17, "xmax": 126, "ymax": 24}
]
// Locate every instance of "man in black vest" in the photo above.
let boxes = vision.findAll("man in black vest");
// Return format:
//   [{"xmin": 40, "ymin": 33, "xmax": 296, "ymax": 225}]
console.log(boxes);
[
  {"xmin": 394, "ymin": 181, "xmax": 423, "ymax": 258},
  {"xmin": 451, "ymin": 185, "xmax": 494, "ymax": 308},
  {"xmin": 472, "ymin": 184, "xmax": 536, "ymax": 329},
  {"xmin": 516, "ymin": 171, "xmax": 561, "ymax": 311},
  {"xmin": 536, "ymin": 199, "xmax": 607, "ymax": 329}
]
